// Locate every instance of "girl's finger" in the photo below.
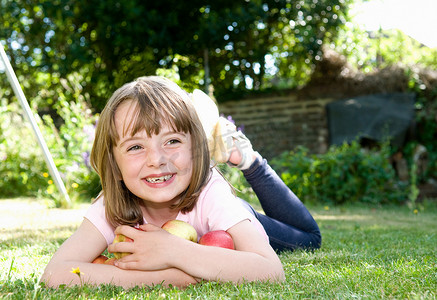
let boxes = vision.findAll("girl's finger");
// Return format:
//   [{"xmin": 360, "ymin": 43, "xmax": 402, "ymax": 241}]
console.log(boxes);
[
  {"xmin": 108, "ymin": 239, "xmax": 134, "ymax": 254},
  {"xmin": 113, "ymin": 259, "xmax": 139, "ymax": 270}
]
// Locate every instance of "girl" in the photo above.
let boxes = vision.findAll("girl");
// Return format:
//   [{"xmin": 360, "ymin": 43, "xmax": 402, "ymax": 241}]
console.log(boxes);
[{"xmin": 41, "ymin": 76, "xmax": 321, "ymax": 288}]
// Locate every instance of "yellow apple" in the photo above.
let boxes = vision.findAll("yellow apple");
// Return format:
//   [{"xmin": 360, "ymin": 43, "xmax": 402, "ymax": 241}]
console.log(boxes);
[
  {"xmin": 104, "ymin": 257, "xmax": 117, "ymax": 265},
  {"xmin": 161, "ymin": 220, "xmax": 198, "ymax": 242},
  {"xmin": 112, "ymin": 234, "xmax": 133, "ymax": 259}
]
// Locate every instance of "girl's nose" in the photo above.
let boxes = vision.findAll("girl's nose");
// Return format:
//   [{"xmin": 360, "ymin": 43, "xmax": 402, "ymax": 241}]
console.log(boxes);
[{"xmin": 145, "ymin": 146, "xmax": 166, "ymax": 167}]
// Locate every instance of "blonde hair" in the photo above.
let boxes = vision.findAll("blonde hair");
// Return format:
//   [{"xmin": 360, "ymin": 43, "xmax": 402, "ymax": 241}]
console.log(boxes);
[{"xmin": 90, "ymin": 76, "xmax": 211, "ymax": 227}]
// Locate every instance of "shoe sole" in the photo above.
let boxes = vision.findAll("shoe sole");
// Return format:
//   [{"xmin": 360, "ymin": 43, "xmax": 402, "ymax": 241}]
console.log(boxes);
[{"xmin": 191, "ymin": 89, "xmax": 219, "ymax": 139}]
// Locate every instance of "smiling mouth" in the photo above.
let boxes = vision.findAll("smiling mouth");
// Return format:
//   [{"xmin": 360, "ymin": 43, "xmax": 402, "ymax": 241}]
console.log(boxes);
[{"xmin": 145, "ymin": 174, "xmax": 173, "ymax": 183}]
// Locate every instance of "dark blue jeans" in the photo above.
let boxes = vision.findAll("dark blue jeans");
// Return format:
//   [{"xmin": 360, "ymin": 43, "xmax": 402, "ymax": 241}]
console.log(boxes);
[{"xmin": 239, "ymin": 156, "xmax": 321, "ymax": 252}]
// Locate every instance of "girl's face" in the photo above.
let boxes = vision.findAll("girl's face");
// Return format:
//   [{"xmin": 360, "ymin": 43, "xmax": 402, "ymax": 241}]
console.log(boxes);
[{"xmin": 113, "ymin": 100, "xmax": 193, "ymax": 208}]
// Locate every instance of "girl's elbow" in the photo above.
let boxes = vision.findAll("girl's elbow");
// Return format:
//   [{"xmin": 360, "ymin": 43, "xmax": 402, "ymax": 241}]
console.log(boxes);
[
  {"xmin": 40, "ymin": 265, "xmax": 77, "ymax": 288},
  {"xmin": 275, "ymin": 269, "xmax": 286, "ymax": 283},
  {"xmin": 268, "ymin": 261, "xmax": 286, "ymax": 283},
  {"xmin": 40, "ymin": 271, "xmax": 61, "ymax": 288},
  {"xmin": 261, "ymin": 268, "xmax": 285, "ymax": 284}
]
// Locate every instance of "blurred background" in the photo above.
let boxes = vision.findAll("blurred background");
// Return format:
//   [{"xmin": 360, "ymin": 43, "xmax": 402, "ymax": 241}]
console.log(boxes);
[{"xmin": 1, "ymin": 0, "xmax": 436, "ymax": 207}]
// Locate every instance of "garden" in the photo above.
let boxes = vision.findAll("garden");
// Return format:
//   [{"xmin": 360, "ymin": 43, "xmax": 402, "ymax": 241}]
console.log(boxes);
[
  {"xmin": 1, "ymin": 0, "xmax": 437, "ymax": 298},
  {"xmin": 1, "ymin": 110, "xmax": 436, "ymax": 297}
]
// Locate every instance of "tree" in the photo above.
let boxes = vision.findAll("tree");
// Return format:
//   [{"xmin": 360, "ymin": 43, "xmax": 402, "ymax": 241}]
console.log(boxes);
[{"xmin": 0, "ymin": 0, "xmax": 354, "ymax": 109}]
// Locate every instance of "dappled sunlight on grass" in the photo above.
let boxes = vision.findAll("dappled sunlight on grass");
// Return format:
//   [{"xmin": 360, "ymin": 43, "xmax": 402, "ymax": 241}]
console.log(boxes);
[
  {"xmin": 0, "ymin": 198, "xmax": 88, "ymax": 231},
  {"xmin": 0, "ymin": 198, "xmax": 435, "ymax": 298},
  {"xmin": 276, "ymin": 203, "xmax": 437, "ymax": 298},
  {"xmin": 312, "ymin": 204, "xmax": 437, "ymax": 228},
  {"xmin": 0, "ymin": 198, "xmax": 89, "ymax": 284},
  {"xmin": 1, "ymin": 226, "xmax": 79, "ymax": 247},
  {"xmin": 315, "ymin": 214, "xmax": 369, "ymax": 221}
]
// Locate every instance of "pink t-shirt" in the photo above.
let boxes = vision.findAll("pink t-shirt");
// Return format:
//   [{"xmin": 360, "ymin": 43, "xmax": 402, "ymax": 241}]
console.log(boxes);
[{"xmin": 84, "ymin": 168, "xmax": 268, "ymax": 245}]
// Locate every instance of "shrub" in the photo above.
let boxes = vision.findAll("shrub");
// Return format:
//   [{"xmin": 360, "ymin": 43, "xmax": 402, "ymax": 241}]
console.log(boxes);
[
  {"xmin": 0, "ymin": 73, "xmax": 100, "ymax": 207},
  {"xmin": 271, "ymin": 141, "xmax": 409, "ymax": 205},
  {"xmin": 0, "ymin": 101, "xmax": 48, "ymax": 197}
]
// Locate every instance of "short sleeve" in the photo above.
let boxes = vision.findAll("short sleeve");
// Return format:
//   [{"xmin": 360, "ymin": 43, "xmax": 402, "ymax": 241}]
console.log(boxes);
[{"xmin": 84, "ymin": 197, "xmax": 116, "ymax": 246}]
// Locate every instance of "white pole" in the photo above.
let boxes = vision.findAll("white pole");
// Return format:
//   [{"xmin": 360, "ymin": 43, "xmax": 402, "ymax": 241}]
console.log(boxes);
[{"xmin": 0, "ymin": 42, "xmax": 71, "ymax": 206}]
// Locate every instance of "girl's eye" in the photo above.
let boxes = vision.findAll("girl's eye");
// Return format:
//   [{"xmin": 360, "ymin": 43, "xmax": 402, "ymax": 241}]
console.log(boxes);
[
  {"xmin": 167, "ymin": 139, "xmax": 181, "ymax": 145},
  {"xmin": 127, "ymin": 145, "xmax": 142, "ymax": 152}
]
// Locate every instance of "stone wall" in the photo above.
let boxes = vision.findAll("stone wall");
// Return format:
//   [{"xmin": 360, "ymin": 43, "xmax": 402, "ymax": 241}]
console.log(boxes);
[{"xmin": 219, "ymin": 95, "xmax": 333, "ymax": 160}]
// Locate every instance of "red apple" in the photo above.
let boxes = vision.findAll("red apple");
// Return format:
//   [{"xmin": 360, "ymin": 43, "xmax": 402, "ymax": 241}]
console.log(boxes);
[
  {"xmin": 161, "ymin": 220, "xmax": 198, "ymax": 242},
  {"xmin": 92, "ymin": 254, "xmax": 109, "ymax": 264},
  {"xmin": 199, "ymin": 230, "xmax": 234, "ymax": 250},
  {"xmin": 112, "ymin": 234, "xmax": 133, "ymax": 259}
]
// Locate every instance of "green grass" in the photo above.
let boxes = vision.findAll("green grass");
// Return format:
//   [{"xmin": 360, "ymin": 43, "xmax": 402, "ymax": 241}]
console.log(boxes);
[{"xmin": 1, "ymin": 198, "xmax": 436, "ymax": 299}]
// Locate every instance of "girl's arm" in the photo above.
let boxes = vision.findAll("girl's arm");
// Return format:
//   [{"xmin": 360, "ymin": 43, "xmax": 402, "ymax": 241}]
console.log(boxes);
[
  {"xmin": 110, "ymin": 220, "xmax": 285, "ymax": 283},
  {"xmin": 41, "ymin": 218, "xmax": 197, "ymax": 288}
]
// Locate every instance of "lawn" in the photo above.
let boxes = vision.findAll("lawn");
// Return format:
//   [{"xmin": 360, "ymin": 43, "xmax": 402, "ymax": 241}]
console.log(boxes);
[{"xmin": 0, "ymin": 198, "xmax": 436, "ymax": 299}]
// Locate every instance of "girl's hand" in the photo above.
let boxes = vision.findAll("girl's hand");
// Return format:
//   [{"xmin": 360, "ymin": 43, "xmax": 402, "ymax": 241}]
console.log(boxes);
[
  {"xmin": 108, "ymin": 220, "xmax": 285, "ymax": 283},
  {"xmin": 41, "ymin": 219, "xmax": 198, "ymax": 288},
  {"xmin": 107, "ymin": 224, "xmax": 186, "ymax": 271}
]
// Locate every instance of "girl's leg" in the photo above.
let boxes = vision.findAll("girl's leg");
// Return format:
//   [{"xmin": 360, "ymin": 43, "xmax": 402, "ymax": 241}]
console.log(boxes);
[
  {"xmin": 207, "ymin": 115, "xmax": 320, "ymax": 252},
  {"xmin": 240, "ymin": 155, "xmax": 321, "ymax": 252}
]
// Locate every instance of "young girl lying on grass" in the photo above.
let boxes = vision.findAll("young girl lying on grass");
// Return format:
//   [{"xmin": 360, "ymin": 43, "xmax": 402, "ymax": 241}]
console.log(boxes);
[{"xmin": 42, "ymin": 76, "xmax": 321, "ymax": 288}]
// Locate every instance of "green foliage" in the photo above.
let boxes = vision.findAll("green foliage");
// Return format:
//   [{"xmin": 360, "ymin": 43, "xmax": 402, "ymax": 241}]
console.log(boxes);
[
  {"xmin": 405, "ymin": 69, "xmax": 437, "ymax": 182},
  {"xmin": 0, "ymin": 102, "xmax": 48, "ymax": 197},
  {"xmin": 333, "ymin": 23, "xmax": 437, "ymax": 73},
  {"xmin": 0, "ymin": 73, "xmax": 100, "ymax": 207},
  {"xmin": 218, "ymin": 141, "xmax": 409, "ymax": 206},
  {"xmin": 2, "ymin": 0, "xmax": 436, "ymax": 207},
  {"xmin": 263, "ymin": 0, "xmax": 354, "ymax": 90},
  {"xmin": 41, "ymin": 73, "xmax": 101, "ymax": 205},
  {"xmin": 1, "ymin": 0, "xmax": 354, "ymax": 106},
  {"xmin": 271, "ymin": 142, "xmax": 409, "ymax": 205}
]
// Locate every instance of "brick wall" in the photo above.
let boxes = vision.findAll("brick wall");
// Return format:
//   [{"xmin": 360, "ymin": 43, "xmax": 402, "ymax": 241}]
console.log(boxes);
[
  {"xmin": 216, "ymin": 54, "xmax": 437, "ymax": 161},
  {"xmin": 219, "ymin": 95, "xmax": 334, "ymax": 160}
]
